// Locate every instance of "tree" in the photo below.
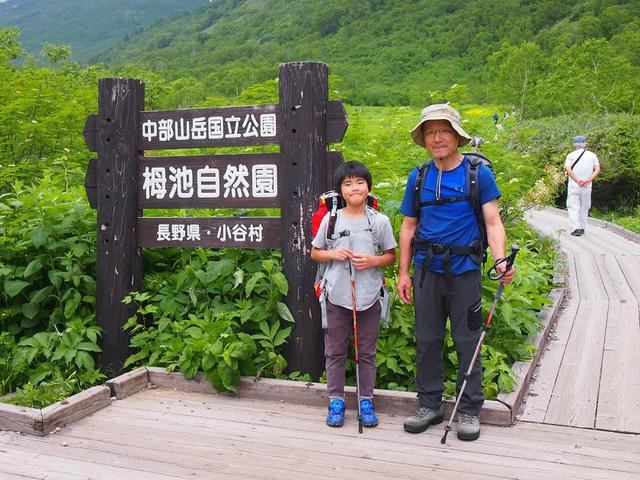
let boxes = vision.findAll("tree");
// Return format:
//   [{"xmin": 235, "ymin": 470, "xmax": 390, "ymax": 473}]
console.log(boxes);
[
  {"xmin": 0, "ymin": 27, "xmax": 25, "ymax": 64},
  {"xmin": 485, "ymin": 42, "xmax": 545, "ymax": 120},
  {"xmin": 533, "ymin": 39, "xmax": 640, "ymax": 116},
  {"xmin": 40, "ymin": 42, "xmax": 72, "ymax": 66}
]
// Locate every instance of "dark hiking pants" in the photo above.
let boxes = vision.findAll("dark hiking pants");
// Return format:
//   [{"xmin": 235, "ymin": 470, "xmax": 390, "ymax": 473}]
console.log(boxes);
[
  {"xmin": 325, "ymin": 300, "xmax": 381, "ymax": 398},
  {"xmin": 413, "ymin": 268, "xmax": 485, "ymax": 416}
]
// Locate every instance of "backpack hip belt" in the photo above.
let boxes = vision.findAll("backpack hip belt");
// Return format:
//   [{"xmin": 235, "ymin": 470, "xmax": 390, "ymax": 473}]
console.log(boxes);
[{"xmin": 412, "ymin": 236, "xmax": 482, "ymax": 295}]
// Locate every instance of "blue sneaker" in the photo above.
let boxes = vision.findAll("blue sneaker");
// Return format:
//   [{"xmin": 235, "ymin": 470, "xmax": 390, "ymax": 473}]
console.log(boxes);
[
  {"xmin": 359, "ymin": 398, "xmax": 378, "ymax": 427},
  {"xmin": 326, "ymin": 398, "xmax": 345, "ymax": 427}
]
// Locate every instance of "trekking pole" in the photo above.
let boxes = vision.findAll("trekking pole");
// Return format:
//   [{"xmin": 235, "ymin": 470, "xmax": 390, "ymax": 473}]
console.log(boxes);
[
  {"xmin": 441, "ymin": 244, "xmax": 519, "ymax": 444},
  {"xmin": 349, "ymin": 260, "xmax": 364, "ymax": 434}
]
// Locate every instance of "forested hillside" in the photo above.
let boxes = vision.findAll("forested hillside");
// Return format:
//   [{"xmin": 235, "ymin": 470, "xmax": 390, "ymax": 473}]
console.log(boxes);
[
  {"xmin": 0, "ymin": 0, "xmax": 209, "ymax": 62},
  {"xmin": 97, "ymin": 0, "xmax": 640, "ymax": 115}
]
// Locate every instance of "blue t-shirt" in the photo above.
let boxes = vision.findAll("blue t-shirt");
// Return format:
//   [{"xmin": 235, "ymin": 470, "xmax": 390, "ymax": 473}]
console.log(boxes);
[{"xmin": 399, "ymin": 156, "xmax": 501, "ymax": 274}]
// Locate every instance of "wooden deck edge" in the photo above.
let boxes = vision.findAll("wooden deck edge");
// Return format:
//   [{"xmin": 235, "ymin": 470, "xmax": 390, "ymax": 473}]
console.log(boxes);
[
  {"xmin": 498, "ymin": 285, "xmax": 566, "ymax": 415},
  {"xmin": 0, "ymin": 402, "xmax": 42, "ymax": 436},
  {"xmin": 1, "ymin": 386, "xmax": 111, "ymax": 437},
  {"xmin": 39, "ymin": 385, "xmax": 112, "ymax": 436},
  {"xmin": 545, "ymin": 206, "xmax": 640, "ymax": 244},
  {"xmin": 145, "ymin": 368, "xmax": 512, "ymax": 426},
  {"xmin": 498, "ymin": 213, "xmax": 570, "ymax": 419},
  {"xmin": 106, "ymin": 366, "xmax": 149, "ymax": 399}
]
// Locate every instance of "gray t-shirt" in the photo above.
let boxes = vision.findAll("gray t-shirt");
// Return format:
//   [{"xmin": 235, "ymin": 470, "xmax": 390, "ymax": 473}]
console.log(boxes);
[{"xmin": 312, "ymin": 208, "xmax": 397, "ymax": 310}]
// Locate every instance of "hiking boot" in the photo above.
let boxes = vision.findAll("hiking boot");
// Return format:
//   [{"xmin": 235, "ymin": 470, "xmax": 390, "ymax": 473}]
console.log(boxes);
[
  {"xmin": 359, "ymin": 398, "xmax": 378, "ymax": 427},
  {"xmin": 457, "ymin": 412, "xmax": 480, "ymax": 441},
  {"xmin": 403, "ymin": 406, "xmax": 443, "ymax": 433},
  {"xmin": 578, "ymin": 228, "xmax": 585, "ymax": 235},
  {"xmin": 326, "ymin": 398, "xmax": 345, "ymax": 427},
  {"xmin": 571, "ymin": 229, "xmax": 582, "ymax": 236}
]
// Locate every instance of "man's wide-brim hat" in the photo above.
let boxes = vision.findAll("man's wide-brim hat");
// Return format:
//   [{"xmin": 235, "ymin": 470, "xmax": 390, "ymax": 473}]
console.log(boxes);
[{"xmin": 410, "ymin": 103, "xmax": 471, "ymax": 147}]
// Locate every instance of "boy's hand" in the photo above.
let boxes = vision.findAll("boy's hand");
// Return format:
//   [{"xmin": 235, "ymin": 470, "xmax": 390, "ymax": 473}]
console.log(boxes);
[
  {"xmin": 350, "ymin": 253, "xmax": 377, "ymax": 270},
  {"xmin": 397, "ymin": 273, "xmax": 413, "ymax": 304},
  {"xmin": 332, "ymin": 247, "xmax": 353, "ymax": 262}
]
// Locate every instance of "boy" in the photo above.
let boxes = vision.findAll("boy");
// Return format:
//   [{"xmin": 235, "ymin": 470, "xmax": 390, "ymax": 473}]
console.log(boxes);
[{"xmin": 311, "ymin": 161, "xmax": 397, "ymax": 427}]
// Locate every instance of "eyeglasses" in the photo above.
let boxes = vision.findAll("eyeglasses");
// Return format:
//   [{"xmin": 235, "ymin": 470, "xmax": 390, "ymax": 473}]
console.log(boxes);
[{"xmin": 424, "ymin": 128, "xmax": 456, "ymax": 139}]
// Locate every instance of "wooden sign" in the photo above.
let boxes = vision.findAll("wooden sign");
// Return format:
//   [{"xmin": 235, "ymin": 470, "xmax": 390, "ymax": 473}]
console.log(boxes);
[
  {"xmin": 139, "ymin": 104, "xmax": 280, "ymax": 150},
  {"xmin": 138, "ymin": 153, "xmax": 281, "ymax": 209},
  {"xmin": 83, "ymin": 62, "xmax": 348, "ymax": 378},
  {"xmin": 138, "ymin": 217, "xmax": 281, "ymax": 249}
]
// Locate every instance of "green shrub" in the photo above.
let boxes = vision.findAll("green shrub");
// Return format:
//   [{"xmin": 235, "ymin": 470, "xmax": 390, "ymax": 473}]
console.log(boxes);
[
  {"xmin": 122, "ymin": 251, "xmax": 294, "ymax": 393},
  {"xmin": 0, "ymin": 177, "xmax": 104, "ymax": 399}
]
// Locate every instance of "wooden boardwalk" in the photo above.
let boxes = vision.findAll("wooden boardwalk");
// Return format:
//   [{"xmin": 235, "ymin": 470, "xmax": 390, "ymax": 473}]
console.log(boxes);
[
  {"xmin": 1, "ymin": 387, "xmax": 639, "ymax": 479},
  {"xmin": 2, "ymin": 207, "xmax": 640, "ymax": 478},
  {"xmin": 523, "ymin": 208, "xmax": 640, "ymax": 433}
]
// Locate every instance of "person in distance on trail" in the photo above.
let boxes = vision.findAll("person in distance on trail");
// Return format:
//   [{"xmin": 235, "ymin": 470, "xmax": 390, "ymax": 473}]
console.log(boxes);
[
  {"xmin": 564, "ymin": 135, "xmax": 601, "ymax": 237},
  {"xmin": 311, "ymin": 161, "xmax": 397, "ymax": 429},
  {"xmin": 397, "ymin": 103, "xmax": 515, "ymax": 441}
]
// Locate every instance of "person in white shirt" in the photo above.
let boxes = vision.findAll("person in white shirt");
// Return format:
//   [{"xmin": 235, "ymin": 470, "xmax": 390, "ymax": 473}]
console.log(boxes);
[{"xmin": 564, "ymin": 135, "xmax": 601, "ymax": 236}]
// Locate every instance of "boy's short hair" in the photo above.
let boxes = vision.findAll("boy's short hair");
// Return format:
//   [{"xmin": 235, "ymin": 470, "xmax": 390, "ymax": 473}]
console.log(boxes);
[{"xmin": 333, "ymin": 161, "xmax": 372, "ymax": 192}]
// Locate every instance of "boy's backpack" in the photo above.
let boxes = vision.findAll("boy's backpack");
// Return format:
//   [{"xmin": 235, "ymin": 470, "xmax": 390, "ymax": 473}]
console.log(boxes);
[
  {"xmin": 311, "ymin": 190, "xmax": 390, "ymax": 328},
  {"xmin": 413, "ymin": 152, "xmax": 494, "ymax": 264},
  {"xmin": 311, "ymin": 190, "xmax": 379, "ymax": 240}
]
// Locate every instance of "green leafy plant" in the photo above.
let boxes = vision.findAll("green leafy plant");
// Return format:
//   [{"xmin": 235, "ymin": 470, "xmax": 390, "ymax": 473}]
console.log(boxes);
[{"xmin": 122, "ymin": 251, "xmax": 294, "ymax": 393}]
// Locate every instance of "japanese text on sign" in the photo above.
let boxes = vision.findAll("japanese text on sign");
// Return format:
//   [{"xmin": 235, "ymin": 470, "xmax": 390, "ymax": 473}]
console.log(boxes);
[
  {"xmin": 141, "ymin": 113, "xmax": 277, "ymax": 143},
  {"xmin": 155, "ymin": 223, "xmax": 264, "ymax": 243},
  {"xmin": 142, "ymin": 164, "xmax": 278, "ymax": 200}
]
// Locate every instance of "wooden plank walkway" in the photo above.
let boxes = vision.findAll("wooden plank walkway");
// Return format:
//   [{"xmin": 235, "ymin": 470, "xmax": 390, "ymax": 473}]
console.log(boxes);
[
  {"xmin": 1, "ymin": 387, "xmax": 638, "ymax": 479},
  {"xmin": 523, "ymin": 208, "xmax": 640, "ymax": 433}
]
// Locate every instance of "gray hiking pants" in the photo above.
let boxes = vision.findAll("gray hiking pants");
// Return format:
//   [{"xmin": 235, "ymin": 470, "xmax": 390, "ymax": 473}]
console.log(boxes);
[
  {"xmin": 413, "ymin": 268, "xmax": 485, "ymax": 416},
  {"xmin": 325, "ymin": 300, "xmax": 381, "ymax": 398}
]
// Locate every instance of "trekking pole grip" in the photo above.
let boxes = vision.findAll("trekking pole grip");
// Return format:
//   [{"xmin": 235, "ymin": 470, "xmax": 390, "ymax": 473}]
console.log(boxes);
[{"xmin": 506, "ymin": 244, "xmax": 519, "ymax": 272}]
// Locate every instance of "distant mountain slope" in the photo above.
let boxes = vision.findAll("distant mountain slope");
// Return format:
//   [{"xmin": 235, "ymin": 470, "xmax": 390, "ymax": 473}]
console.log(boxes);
[
  {"xmin": 0, "ymin": 0, "xmax": 210, "ymax": 61},
  {"xmin": 93, "ymin": 0, "xmax": 639, "ymax": 106}
]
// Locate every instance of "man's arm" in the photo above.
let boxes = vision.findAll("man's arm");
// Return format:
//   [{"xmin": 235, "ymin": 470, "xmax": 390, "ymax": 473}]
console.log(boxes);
[
  {"xmin": 397, "ymin": 216, "xmax": 418, "ymax": 304},
  {"xmin": 584, "ymin": 159, "xmax": 601, "ymax": 185},
  {"xmin": 565, "ymin": 162, "xmax": 580, "ymax": 183},
  {"xmin": 483, "ymin": 199, "xmax": 515, "ymax": 284}
]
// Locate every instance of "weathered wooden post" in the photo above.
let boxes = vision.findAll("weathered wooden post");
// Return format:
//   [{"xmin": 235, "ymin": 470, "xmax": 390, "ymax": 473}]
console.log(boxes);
[
  {"xmin": 279, "ymin": 62, "xmax": 328, "ymax": 379},
  {"xmin": 95, "ymin": 78, "xmax": 144, "ymax": 374}
]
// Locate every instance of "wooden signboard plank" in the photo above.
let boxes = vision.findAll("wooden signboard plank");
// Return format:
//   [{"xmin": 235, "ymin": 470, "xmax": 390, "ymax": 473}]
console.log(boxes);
[
  {"xmin": 138, "ymin": 217, "xmax": 281, "ymax": 249},
  {"xmin": 327, "ymin": 100, "xmax": 348, "ymax": 143},
  {"xmin": 83, "ymin": 114, "xmax": 98, "ymax": 152},
  {"xmin": 84, "ymin": 158, "xmax": 97, "ymax": 209},
  {"xmin": 139, "ymin": 104, "xmax": 280, "ymax": 150},
  {"xmin": 138, "ymin": 153, "xmax": 281, "ymax": 209}
]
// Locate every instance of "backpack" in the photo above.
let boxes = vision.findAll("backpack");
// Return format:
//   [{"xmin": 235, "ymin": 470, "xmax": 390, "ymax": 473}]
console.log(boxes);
[
  {"xmin": 311, "ymin": 190, "xmax": 390, "ymax": 328},
  {"xmin": 311, "ymin": 190, "xmax": 379, "ymax": 240},
  {"xmin": 413, "ymin": 152, "xmax": 494, "ymax": 264}
]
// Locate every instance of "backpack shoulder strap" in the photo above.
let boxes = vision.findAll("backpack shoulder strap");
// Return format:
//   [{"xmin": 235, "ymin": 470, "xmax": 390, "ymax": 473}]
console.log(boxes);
[
  {"xmin": 466, "ymin": 155, "xmax": 481, "ymax": 209},
  {"xmin": 466, "ymin": 154, "xmax": 489, "ymax": 263},
  {"xmin": 365, "ymin": 206, "xmax": 382, "ymax": 251},
  {"xmin": 413, "ymin": 160, "xmax": 431, "ymax": 218}
]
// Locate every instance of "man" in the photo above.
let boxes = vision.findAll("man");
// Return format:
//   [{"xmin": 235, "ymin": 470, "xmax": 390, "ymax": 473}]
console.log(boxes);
[
  {"xmin": 564, "ymin": 135, "xmax": 600, "ymax": 236},
  {"xmin": 397, "ymin": 103, "xmax": 515, "ymax": 441}
]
